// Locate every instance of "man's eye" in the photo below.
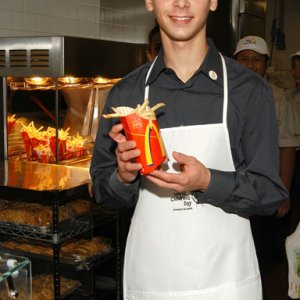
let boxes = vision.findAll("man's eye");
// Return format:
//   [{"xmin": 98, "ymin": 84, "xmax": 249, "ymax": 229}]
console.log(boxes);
[
  {"xmin": 253, "ymin": 58, "xmax": 264, "ymax": 63},
  {"xmin": 237, "ymin": 57, "xmax": 247, "ymax": 63}
]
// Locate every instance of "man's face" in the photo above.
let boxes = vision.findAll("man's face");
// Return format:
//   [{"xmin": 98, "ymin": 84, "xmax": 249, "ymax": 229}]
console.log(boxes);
[
  {"xmin": 291, "ymin": 57, "xmax": 300, "ymax": 87},
  {"xmin": 236, "ymin": 50, "xmax": 268, "ymax": 77},
  {"xmin": 145, "ymin": 0, "xmax": 218, "ymax": 43}
]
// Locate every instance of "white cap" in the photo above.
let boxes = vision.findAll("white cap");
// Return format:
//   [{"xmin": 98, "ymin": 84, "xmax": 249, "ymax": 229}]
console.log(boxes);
[
  {"xmin": 289, "ymin": 50, "xmax": 300, "ymax": 67},
  {"xmin": 289, "ymin": 51, "xmax": 300, "ymax": 60},
  {"xmin": 234, "ymin": 36, "xmax": 270, "ymax": 57}
]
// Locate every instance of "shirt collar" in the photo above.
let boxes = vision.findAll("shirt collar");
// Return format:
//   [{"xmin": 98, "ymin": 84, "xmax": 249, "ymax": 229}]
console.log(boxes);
[
  {"xmin": 145, "ymin": 38, "xmax": 223, "ymax": 87},
  {"xmin": 200, "ymin": 39, "xmax": 223, "ymax": 87},
  {"xmin": 145, "ymin": 49, "xmax": 166, "ymax": 85}
]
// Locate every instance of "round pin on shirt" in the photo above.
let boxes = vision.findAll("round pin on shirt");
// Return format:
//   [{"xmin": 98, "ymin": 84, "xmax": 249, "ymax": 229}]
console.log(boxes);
[{"xmin": 209, "ymin": 70, "xmax": 218, "ymax": 80}]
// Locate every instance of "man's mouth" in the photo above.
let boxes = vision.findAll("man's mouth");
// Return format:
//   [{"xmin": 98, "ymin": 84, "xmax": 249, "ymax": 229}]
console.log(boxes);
[{"xmin": 170, "ymin": 16, "xmax": 193, "ymax": 22}]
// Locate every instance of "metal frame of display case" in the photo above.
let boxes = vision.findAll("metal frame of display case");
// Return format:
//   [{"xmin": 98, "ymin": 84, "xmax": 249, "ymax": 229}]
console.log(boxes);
[
  {"xmin": 0, "ymin": 162, "xmax": 121, "ymax": 299},
  {"xmin": 0, "ymin": 36, "xmax": 146, "ymax": 161}
]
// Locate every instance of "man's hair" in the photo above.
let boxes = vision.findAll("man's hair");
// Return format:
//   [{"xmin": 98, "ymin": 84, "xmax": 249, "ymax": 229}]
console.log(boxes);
[{"xmin": 147, "ymin": 25, "xmax": 160, "ymax": 51}]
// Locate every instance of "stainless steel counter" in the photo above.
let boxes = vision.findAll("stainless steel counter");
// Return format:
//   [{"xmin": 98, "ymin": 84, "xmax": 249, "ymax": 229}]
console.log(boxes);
[{"xmin": 0, "ymin": 160, "xmax": 90, "ymax": 191}]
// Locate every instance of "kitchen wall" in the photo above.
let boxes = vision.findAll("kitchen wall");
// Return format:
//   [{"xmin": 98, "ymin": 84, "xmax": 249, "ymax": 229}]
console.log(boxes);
[
  {"xmin": 0, "ymin": 0, "xmax": 298, "ymax": 89},
  {"xmin": 265, "ymin": 0, "xmax": 300, "ymax": 89},
  {"xmin": 0, "ymin": 0, "xmax": 155, "ymax": 43}
]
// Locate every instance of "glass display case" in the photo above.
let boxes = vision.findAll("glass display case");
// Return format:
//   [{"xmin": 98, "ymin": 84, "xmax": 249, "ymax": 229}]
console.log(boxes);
[
  {"xmin": 6, "ymin": 75, "xmax": 114, "ymax": 168},
  {"xmin": 0, "ymin": 36, "xmax": 146, "ymax": 299},
  {"xmin": 0, "ymin": 36, "xmax": 146, "ymax": 165},
  {"xmin": 0, "ymin": 252, "xmax": 31, "ymax": 300}
]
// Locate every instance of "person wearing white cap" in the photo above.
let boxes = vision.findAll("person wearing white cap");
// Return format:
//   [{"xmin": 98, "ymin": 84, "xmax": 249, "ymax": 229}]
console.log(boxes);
[
  {"xmin": 235, "ymin": 36, "xmax": 295, "ymax": 217},
  {"xmin": 285, "ymin": 51, "xmax": 300, "ymax": 233},
  {"xmin": 286, "ymin": 50, "xmax": 300, "ymax": 107},
  {"xmin": 234, "ymin": 36, "xmax": 297, "ymax": 297},
  {"xmin": 234, "ymin": 36, "xmax": 270, "ymax": 77}
]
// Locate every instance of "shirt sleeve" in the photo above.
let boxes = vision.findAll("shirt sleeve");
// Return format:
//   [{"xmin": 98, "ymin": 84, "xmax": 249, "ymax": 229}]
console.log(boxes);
[
  {"xmin": 90, "ymin": 85, "xmax": 141, "ymax": 209},
  {"xmin": 193, "ymin": 80, "xmax": 288, "ymax": 217}
]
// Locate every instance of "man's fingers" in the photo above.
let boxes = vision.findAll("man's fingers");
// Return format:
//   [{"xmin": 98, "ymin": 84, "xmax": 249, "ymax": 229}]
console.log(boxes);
[
  {"xmin": 146, "ymin": 173, "xmax": 182, "ymax": 191},
  {"xmin": 109, "ymin": 123, "xmax": 126, "ymax": 143},
  {"xmin": 172, "ymin": 151, "xmax": 195, "ymax": 166},
  {"xmin": 148, "ymin": 169, "xmax": 184, "ymax": 185},
  {"xmin": 118, "ymin": 148, "xmax": 141, "ymax": 162},
  {"xmin": 118, "ymin": 140, "xmax": 137, "ymax": 153}
]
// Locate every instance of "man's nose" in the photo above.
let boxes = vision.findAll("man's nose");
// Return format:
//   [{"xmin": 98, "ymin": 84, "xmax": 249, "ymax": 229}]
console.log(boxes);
[
  {"xmin": 174, "ymin": 0, "xmax": 190, "ymax": 8},
  {"xmin": 246, "ymin": 60, "xmax": 255, "ymax": 69}
]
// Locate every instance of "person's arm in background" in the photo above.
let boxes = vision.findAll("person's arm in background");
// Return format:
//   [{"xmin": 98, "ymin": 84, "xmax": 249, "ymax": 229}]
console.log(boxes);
[
  {"xmin": 277, "ymin": 91, "xmax": 299, "ymax": 217},
  {"xmin": 278, "ymin": 147, "xmax": 296, "ymax": 217}
]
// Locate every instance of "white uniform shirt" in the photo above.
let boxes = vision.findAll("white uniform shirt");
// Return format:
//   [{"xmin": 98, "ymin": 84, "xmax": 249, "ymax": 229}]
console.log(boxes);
[
  {"xmin": 270, "ymin": 83, "xmax": 299, "ymax": 147},
  {"xmin": 279, "ymin": 86, "xmax": 300, "ymax": 147}
]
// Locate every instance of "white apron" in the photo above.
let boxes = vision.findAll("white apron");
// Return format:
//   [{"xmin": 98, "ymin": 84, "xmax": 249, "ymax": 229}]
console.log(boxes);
[{"xmin": 123, "ymin": 55, "xmax": 262, "ymax": 300}]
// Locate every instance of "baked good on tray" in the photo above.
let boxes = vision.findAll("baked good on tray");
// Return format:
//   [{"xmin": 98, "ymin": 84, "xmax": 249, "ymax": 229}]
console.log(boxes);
[
  {"xmin": 0, "ymin": 273, "xmax": 80, "ymax": 300},
  {"xmin": 0, "ymin": 199, "xmax": 93, "ymax": 227},
  {"xmin": 1, "ymin": 236, "xmax": 112, "ymax": 261}
]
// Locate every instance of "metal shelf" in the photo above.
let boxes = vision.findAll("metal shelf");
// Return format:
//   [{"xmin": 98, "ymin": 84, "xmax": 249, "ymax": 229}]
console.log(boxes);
[
  {"xmin": 0, "ymin": 206, "xmax": 118, "ymax": 243},
  {"xmin": 0, "ymin": 246, "xmax": 118, "ymax": 272},
  {"xmin": 0, "ymin": 215, "xmax": 91, "ymax": 243},
  {"xmin": 0, "ymin": 202, "xmax": 121, "ymax": 299},
  {"xmin": 64, "ymin": 290, "xmax": 116, "ymax": 300}
]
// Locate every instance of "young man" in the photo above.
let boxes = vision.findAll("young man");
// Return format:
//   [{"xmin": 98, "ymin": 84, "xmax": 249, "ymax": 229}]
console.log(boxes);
[
  {"xmin": 234, "ymin": 36, "xmax": 295, "ymax": 219},
  {"xmin": 234, "ymin": 35, "xmax": 297, "ymax": 296},
  {"xmin": 90, "ymin": 1, "xmax": 287, "ymax": 299},
  {"xmin": 234, "ymin": 35, "xmax": 269, "ymax": 77}
]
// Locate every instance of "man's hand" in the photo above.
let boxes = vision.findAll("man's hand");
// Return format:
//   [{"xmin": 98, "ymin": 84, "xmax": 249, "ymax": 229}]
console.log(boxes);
[
  {"xmin": 109, "ymin": 123, "xmax": 142, "ymax": 184},
  {"xmin": 276, "ymin": 197, "xmax": 291, "ymax": 218},
  {"xmin": 146, "ymin": 151, "xmax": 211, "ymax": 192}
]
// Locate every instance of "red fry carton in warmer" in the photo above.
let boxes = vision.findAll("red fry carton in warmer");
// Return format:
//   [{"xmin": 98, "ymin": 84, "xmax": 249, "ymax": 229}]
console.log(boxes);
[
  {"xmin": 7, "ymin": 114, "xmax": 16, "ymax": 135},
  {"xmin": 49, "ymin": 127, "xmax": 69, "ymax": 161},
  {"xmin": 65, "ymin": 133, "xmax": 86, "ymax": 159},
  {"xmin": 20, "ymin": 121, "xmax": 44, "ymax": 161},
  {"xmin": 103, "ymin": 99, "xmax": 166, "ymax": 175},
  {"xmin": 34, "ymin": 144, "xmax": 53, "ymax": 163},
  {"xmin": 21, "ymin": 131, "xmax": 36, "ymax": 160}
]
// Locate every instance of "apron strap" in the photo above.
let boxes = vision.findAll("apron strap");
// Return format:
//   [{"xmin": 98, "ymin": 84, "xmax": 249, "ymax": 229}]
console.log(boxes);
[
  {"xmin": 220, "ymin": 54, "xmax": 228, "ymax": 126},
  {"xmin": 144, "ymin": 56, "xmax": 158, "ymax": 101},
  {"xmin": 145, "ymin": 54, "xmax": 229, "ymax": 128}
]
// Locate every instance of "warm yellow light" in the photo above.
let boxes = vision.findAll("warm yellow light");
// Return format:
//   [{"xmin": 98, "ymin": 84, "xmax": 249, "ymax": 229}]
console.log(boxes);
[
  {"xmin": 25, "ymin": 77, "xmax": 51, "ymax": 86},
  {"xmin": 58, "ymin": 77, "xmax": 82, "ymax": 84},
  {"xmin": 92, "ymin": 76, "xmax": 111, "ymax": 84}
]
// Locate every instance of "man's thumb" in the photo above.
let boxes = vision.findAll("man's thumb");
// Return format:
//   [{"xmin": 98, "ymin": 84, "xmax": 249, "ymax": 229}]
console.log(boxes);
[{"xmin": 172, "ymin": 151, "xmax": 188, "ymax": 163}]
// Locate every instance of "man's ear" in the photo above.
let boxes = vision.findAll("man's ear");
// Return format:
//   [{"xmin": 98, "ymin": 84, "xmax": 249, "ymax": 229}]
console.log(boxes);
[
  {"xmin": 210, "ymin": 0, "xmax": 218, "ymax": 12},
  {"xmin": 145, "ymin": 0, "xmax": 154, "ymax": 12},
  {"xmin": 146, "ymin": 50, "xmax": 152, "ymax": 61}
]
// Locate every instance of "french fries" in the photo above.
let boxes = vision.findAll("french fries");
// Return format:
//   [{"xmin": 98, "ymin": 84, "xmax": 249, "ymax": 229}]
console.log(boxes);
[
  {"xmin": 20, "ymin": 121, "xmax": 86, "ymax": 162},
  {"xmin": 103, "ymin": 99, "xmax": 165, "ymax": 127},
  {"xmin": 7, "ymin": 114, "xmax": 16, "ymax": 123}
]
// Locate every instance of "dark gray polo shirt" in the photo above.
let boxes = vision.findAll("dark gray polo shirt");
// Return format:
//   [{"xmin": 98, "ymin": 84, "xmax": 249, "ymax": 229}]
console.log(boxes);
[{"xmin": 90, "ymin": 39, "xmax": 287, "ymax": 217}]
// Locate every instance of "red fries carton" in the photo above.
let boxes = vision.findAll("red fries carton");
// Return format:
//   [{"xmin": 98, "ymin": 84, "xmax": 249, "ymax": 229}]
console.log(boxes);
[{"xmin": 103, "ymin": 99, "xmax": 166, "ymax": 175}]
